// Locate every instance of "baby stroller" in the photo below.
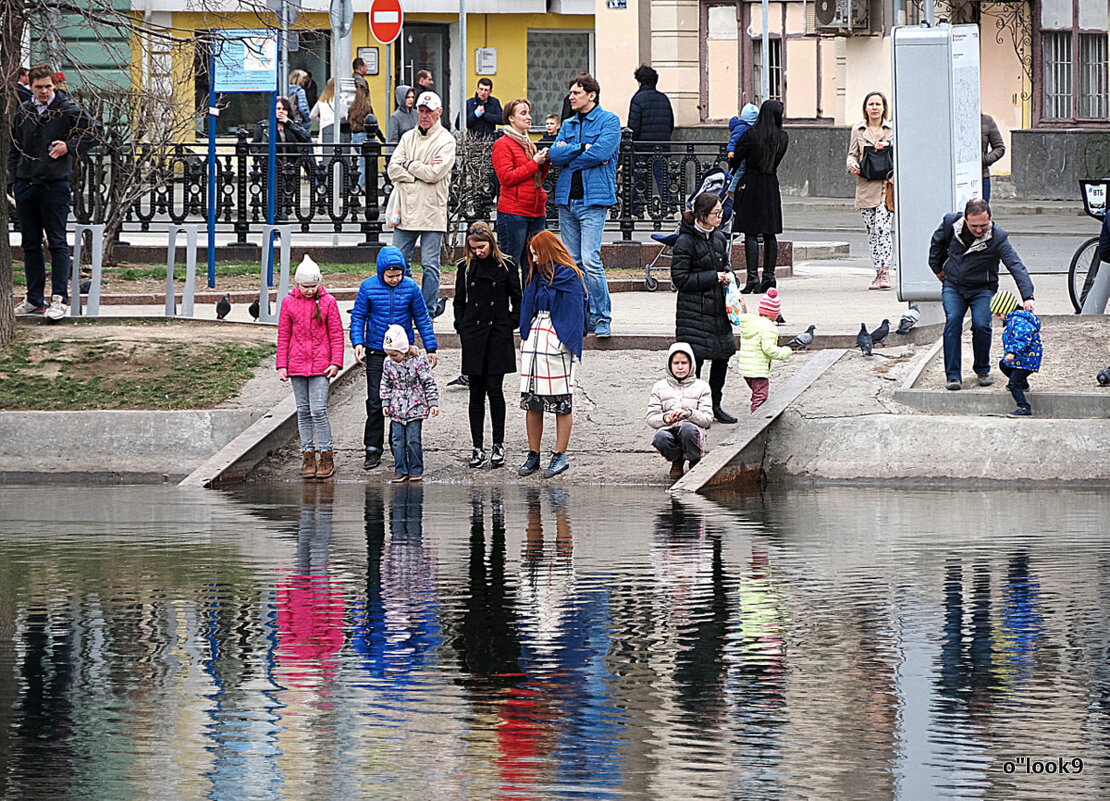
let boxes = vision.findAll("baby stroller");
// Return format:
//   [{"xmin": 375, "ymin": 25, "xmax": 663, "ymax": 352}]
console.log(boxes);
[{"xmin": 643, "ymin": 166, "xmax": 735, "ymax": 291}]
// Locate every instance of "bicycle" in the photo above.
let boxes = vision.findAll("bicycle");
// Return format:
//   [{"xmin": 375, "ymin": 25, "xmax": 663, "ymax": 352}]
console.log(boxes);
[{"xmin": 1072, "ymin": 180, "xmax": 1107, "ymax": 312}]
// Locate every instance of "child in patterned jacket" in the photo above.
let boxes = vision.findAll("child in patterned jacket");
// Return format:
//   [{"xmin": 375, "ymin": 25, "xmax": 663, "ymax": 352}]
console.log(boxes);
[
  {"xmin": 991, "ymin": 290, "xmax": 1042, "ymax": 417},
  {"xmin": 380, "ymin": 324, "xmax": 439, "ymax": 481}
]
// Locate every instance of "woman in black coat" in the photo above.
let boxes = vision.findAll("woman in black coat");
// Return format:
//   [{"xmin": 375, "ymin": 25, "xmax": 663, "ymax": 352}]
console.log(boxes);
[
  {"xmin": 730, "ymin": 99, "xmax": 789, "ymax": 294},
  {"xmin": 670, "ymin": 192, "xmax": 738, "ymax": 424},
  {"xmin": 453, "ymin": 221, "xmax": 522, "ymax": 469}
]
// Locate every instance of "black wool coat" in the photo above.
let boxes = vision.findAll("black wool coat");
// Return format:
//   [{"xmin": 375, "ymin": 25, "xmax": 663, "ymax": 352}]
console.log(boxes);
[
  {"xmin": 453, "ymin": 255, "xmax": 522, "ymax": 376},
  {"xmin": 670, "ymin": 217, "xmax": 736, "ymax": 361},
  {"xmin": 731, "ymin": 130, "xmax": 788, "ymax": 235}
]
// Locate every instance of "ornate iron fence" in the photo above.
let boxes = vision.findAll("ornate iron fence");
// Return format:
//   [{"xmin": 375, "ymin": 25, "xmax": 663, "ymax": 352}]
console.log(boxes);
[{"xmin": 71, "ymin": 126, "xmax": 731, "ymax": 245}]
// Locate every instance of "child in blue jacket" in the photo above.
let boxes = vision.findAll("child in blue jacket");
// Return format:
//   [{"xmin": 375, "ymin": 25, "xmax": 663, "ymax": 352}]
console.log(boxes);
[
  {"xmin": 350, "ymin": 246, "xmax": 438, "ymax": 469},
  {"xmin": 990, "ymin": 290, "xmax": 1042, "ymax": 417},
  {"xmin": 726, "ymin": 103, "xmax": 760, "ymax": 198}
]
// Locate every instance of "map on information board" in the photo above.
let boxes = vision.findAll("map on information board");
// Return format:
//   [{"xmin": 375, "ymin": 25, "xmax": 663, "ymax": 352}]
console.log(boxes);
[
  {"xmin": 213, "ymin": 29, "xmax": 278, "ymax": 93},
  {"xmin": 949, "ymin": 26, "xmax": 981, "ymax": 207}
]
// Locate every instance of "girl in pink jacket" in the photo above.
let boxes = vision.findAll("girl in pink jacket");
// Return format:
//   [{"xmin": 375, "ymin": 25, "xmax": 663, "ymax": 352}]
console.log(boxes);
[{"xmin": 277, "ymin": 256, "xmax": 345, "ymax": 479}]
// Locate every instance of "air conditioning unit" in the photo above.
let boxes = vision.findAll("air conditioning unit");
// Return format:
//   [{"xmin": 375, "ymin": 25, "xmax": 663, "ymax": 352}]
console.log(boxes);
[{"xmin": 813, "ymin": 0, "xmax": 872, "ymax": 33}]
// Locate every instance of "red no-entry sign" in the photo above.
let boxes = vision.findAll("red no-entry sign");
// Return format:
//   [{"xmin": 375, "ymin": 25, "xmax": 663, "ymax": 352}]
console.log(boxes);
[{"xmin": 370, "ymin": 0, "xmax": 403, "ymax": 45}]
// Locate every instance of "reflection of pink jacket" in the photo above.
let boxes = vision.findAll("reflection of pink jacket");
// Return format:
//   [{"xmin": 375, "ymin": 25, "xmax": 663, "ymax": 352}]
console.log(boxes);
[{"xmin": 277, "ymin": 286, "xmax": 345, "ymax": 376}]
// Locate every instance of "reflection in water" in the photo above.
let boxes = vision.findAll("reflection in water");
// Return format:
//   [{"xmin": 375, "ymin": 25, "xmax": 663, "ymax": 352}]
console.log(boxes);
[{"xmin": 1, "ymin": 484, "xmax": 1109, "ymax": 799}]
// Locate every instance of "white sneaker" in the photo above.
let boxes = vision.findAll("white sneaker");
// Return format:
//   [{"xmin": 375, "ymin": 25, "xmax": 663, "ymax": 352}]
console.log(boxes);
[
  {"xmin": 43, "ymin": 295, "xmax": 68, "ymax": 321},
  {"xmin": 14, "ymin": 298, "xmax": 45, "ymax": 315}
]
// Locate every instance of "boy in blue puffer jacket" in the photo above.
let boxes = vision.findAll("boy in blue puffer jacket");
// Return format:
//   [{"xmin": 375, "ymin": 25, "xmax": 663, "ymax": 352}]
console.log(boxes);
[
  {"xmin": 350, "ymin": 246, "xmax": 438, "ymax": 469},
  {"xmin": 990, "ymin": 290, "xmax": 1042, "ymax": 417},
  {"xmin": 726, "ymin": 103, "xmax": 760, "ymax": 199}
]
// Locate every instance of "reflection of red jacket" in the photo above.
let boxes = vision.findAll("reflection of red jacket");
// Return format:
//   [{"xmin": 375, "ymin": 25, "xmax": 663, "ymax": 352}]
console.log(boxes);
[
  {"xmin": 276, "ymin": 572, "xmax": 345, "ymax": 683},
  {"xmin": 493, "ymin": 135, "xmax": 549, "ymax": 218}
]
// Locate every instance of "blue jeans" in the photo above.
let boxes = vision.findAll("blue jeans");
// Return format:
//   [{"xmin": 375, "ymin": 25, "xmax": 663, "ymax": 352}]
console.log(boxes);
[
  {"xmin": 15, "ymin": 180, "xmax": 72, "ymax": 306},
  {"xmin": 941, "ymin": 285, "xmax": 995, "ymax": 381},
  {"xmin": 495, "ymin": 212, "xmax": 545, "ymax": 272},
  {"xmin": 392, "ymin": 228, "xmax": 444, "ymax": 315},
  {"xmin": 351, "ymin": 131, "xmax": 367, "ymax": 188},
  {"xmin": 291, "ymin": 375, "xmax": 333, "ymax": 452},
  {"xmin": 390, "ymin": 419, "xmax": 424, "ymax": 475},
  {"xmin": 982, "ymin": 177, "xmax": 992, "ymax": 203},
  {"xmin": 557, "ymin": 200, "xmax": 610, "ymax": 329}
]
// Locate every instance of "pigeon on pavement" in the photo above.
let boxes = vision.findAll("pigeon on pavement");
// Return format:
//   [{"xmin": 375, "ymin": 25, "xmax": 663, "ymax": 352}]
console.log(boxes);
[
  {"xmin": 78, "ymin": 279, "xmax": 107, "ymax": 294},
  {"xmin": 788, "ymin": 324, "xmax": 816, "ymax": 350},
  {"xmin": 248, "ymin": 298, "xmax": 260, "ymax": 320},
  {"xmin": 1098, "ymin": 367, "xmax": 1110, "ymax": 386},
  {"xmin": 216, "ymin": 294, "xmax": 232, "ymax": 320},
  {"xmin": 870, "ymin": 319, "xmax": 890, "ymax": 347},
  {"xmin": 857, "ymin": 322, "xmax": 873, "ymax": 357},
  {"xmin": 896, "ymin": 304, "xmax": 920, "ymax": 335}
]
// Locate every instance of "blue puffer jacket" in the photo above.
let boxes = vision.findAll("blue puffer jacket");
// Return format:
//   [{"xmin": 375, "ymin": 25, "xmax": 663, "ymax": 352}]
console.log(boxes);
[
  {"xmin": 1001, "ymin": 309, "xmax": 1042, "ymax": 371},
  {"xmin": 549, "ymin": 104, "xmax": 622, "ymax": 207},
  {"xmin": 350, "ymin": 246, "xmax": 438, "ymax": 353},
  {"xmin": 727, "ymin": 103, "xmax": 760, "ymax": 154}
]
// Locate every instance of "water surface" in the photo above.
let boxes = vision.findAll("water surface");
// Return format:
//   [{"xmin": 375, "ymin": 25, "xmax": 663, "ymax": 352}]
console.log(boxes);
[{"xmin": 0, "ymin": 484, "xmax": 1107, "ymax": 800}]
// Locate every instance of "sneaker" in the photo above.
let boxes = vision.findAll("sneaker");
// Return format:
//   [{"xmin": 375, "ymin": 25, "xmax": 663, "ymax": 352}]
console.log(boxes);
[
  {"xmin": 668, "ymin": 459, "xmax": 684, "ymax": 480},
  {"xmin": 43, "ymin": 295, "xmax": 67, "ymax": 322},
  {"xmin": 363, "ymin": 448, "xmax": 383, "ymax": 470},
  {"xmin": 433, "ymin": 297, "xmax": 448, "ymax": 318},
  {"xmin": 543, "ymin": 451, "xmax": 569, "ymax": 478},
  {"xmin": 14, "ymin": 298, "xmax": 45, "ymax": 315},
  {"xmin": 946, "ymin": 379, "xmax": 962, "ymax": 391},
  {"xmin": 409, "ymin": 473, "xmax": 423, "ymax": 482},
  {"xmin": 391, "ymin": 472, "xmax": 408, "ymax": 483},
  {"xmin": 713, "ymin": 405, "xmax": 738, "ymax": 424},
  {"xmin": 468, "ymin": 448, "xmax": 487, "ymax": 469},
  {"xmin": 490, "ymin": 444, "xmax": 505, "ymax": 469},
  {"xmin": 977, "ymin": 374, "xmax": 994, "ymax": 387},
  {"xmin": 1008, "ymin": 407, "xmax": 1032, "ymax": 417},
  {"xmin": 447, "ymin": 374, "xmax": 469, "ymax": 388},
  {"xmin": 879, "ymin": 271, "xmax": 892, "ymax": 289},
  {"xmin": 869, "ymin": 274, "xmax": 884, "ymax": 290},
  {"xmin": 593, "ymin": 322, "xmax": 611, "ymax": 338},
  {"xmin": 518, "ymin": 450, "xmax": 541, "ymax": 477}
]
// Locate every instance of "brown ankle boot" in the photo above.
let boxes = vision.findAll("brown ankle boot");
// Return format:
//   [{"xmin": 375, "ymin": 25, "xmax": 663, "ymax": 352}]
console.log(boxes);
[
  {"xmin": 316, "ymin": 450, "xmax": 335, "ymax": 479},
  {"xmin": 669, "ymin": 459, "xmax": 685, "ymax": 480},
  {"xmin": 302, "ymin": 451, "xmax": 317, "ymax": 479}
]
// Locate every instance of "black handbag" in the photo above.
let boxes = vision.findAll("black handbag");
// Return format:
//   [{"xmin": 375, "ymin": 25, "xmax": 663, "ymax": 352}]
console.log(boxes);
[{"xmin": 859, "ymin": 144, "xmax": 894, "ymax": 182}]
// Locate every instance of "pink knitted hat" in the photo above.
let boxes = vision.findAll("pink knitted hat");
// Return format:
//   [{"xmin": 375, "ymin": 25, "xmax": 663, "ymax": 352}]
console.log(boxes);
[{"xmin": 758, "ymin": 287, "xmax": 781, "ymax": 318}]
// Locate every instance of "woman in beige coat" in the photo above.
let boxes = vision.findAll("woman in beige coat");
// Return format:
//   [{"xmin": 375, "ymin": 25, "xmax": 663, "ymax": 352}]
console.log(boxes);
[{"xmin": 847, "ymin": 91, "xmax": 895, "ymax": 290}]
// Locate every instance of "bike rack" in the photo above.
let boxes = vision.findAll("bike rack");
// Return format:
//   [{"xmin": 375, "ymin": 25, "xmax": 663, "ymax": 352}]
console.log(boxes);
[
  {"xmin": 257, "ymin": 225, "xmax": 293, "ymax": 323},
  {"xmin": 71, "ymin": 224, "xmax": 105, "ymax": 316},
  {"xmin": 165, "ymin": 224, "xmax": 199, "ymax": 318}
]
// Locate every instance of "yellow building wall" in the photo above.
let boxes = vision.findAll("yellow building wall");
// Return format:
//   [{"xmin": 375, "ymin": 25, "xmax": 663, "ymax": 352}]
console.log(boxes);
[{"xmin": 979, "ymin": 7, "xmax": 1031, "ymax": 177}]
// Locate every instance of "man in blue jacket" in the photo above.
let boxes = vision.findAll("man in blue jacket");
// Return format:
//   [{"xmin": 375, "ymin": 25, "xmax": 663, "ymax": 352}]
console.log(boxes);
[
  {"xmin": 351, "ymin": 246, "xmax": 438, "ymax": 469},
  {"xmin": 9, "ymin": 64, "xmax": 103, "ymax": 321},
  {"xmin": 464, "ymin": 78, "xmax": 503, "ymax": 139},
  {"xmin": 929, "ymin": 198, "xmax": 1035, "ymax": 391},
  {"xmin": 549, "ymin": 72, "xmax": 621, "ymax": 338}
]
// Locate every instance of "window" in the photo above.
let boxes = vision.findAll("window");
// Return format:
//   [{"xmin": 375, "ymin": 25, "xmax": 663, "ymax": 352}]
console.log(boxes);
[
  {"xmin": 1080, "ymin": 33, "xmax": 1109, "ymax": 118},
  {"xmin": 752, "ymin": 38, "xmax": 783, "ymax": 105},
  {"xmin": 526, "ymin": 30, "xmax": 593, "ymax": 129}
]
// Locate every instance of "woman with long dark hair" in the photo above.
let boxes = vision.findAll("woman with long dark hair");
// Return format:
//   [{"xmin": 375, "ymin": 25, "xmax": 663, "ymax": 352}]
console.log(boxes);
[
  {"xmin": 517, "ymin": 230, "xmax": 587, "ymax": 479},
  {"xmin": 453, "ymin": 221, "xmax": 522, "ymax": 470},
  {"xmin": 670, "ymin": 192, "xmax": 737, "ymax": 423},
  {"xmin": 730, "ymin": 99, "xmax": 789, "ymax": 294}
]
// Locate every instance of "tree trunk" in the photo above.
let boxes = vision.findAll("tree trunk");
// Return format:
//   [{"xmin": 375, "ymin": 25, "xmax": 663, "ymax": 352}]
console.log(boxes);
[{"xmin": 0, "ymin": 1, "xmax": 24, "ymax": 348}]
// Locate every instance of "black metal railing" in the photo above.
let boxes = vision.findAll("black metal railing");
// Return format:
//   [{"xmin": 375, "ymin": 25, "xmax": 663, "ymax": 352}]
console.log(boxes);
[{"xmin": 71, "ymin": 125, "xmax": 730, "ymax": 243}]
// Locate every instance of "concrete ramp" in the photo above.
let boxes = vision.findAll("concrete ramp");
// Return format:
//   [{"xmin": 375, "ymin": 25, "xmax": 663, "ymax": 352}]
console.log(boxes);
[{"xmin": 669, "ymin": 349, "xmax": 845, "ymax": 495}]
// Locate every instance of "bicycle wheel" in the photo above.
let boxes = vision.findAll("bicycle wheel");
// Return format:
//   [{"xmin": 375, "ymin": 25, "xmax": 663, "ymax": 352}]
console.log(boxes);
[{"xmin": 1068, "ymin": 235, "xmax": 1102, "ymax": 313}]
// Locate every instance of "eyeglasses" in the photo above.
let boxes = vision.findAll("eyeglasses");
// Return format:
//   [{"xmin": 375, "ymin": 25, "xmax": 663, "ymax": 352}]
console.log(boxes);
[{"xmin": 708, "ymin": 210, "xmax": 723, "ymax": 218}]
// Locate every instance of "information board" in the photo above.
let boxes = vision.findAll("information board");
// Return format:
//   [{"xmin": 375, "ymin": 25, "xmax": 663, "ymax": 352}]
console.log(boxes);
[{"xmin": 213, "ymin": 30, "xmax": 279, "ymax": 93}]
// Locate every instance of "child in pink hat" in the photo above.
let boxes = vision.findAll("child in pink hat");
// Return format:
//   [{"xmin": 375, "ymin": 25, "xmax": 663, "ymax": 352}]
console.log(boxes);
[{"xmin": 735, "ymin": 288, "xmax": 792, "ymax": 412}]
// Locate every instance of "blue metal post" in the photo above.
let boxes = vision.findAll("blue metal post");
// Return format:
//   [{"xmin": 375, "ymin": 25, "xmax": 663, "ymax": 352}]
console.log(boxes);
[
  {"xmin": 267, "ymin": 36, "xmax": 279, "ymax": 287},
  {"xmin": 208, "ymin": 51, "xmax": 217, "ymax": 288}
]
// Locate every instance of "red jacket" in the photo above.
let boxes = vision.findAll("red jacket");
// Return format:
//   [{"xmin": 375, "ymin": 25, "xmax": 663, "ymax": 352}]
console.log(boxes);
[
  {"xmin": 493, "ymin": 134, "xmax": 549, "ymax": 218},
  {"xmin": 276, "ymin": 285, "xmax": 345, "ymax": 376}
]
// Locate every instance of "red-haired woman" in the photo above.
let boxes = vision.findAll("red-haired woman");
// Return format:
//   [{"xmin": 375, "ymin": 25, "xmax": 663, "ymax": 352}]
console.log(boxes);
[
  {"xmin": 517, "ymin": 230, "xmax": 586, "ymax": 479},
  {"xmin": 492, "ymin": 97, "xmax": 549, "ymax": 269}
]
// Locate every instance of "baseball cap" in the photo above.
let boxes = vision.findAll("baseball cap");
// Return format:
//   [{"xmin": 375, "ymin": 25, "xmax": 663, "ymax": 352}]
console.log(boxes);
[{"xmin": 416, "ymin": 91, "xmax": 442, "ymax": 111}]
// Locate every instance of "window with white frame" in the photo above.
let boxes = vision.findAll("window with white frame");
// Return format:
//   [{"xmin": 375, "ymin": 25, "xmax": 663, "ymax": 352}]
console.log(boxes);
[
  {"xmin": 1079, "ymin": 33, "xmax": 1109, "ymax": 118},
  {"xmin": 752, "ymin": 38, "xmax": 783, "ymax": 105},
  {"xmin": 1040, "ymin": 0, "xmax": 1109, "ymax": 122}
]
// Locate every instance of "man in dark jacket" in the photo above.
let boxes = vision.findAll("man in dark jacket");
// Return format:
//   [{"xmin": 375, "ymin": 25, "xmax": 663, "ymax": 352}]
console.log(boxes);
[
  {"xmin": 929, "ymin": 198, "xmax": 1035, "ymax": 390},
  {"xmin": 627, "ymin": 64, "xmax": 674, "ymax": 213},
  {"xmin": 464, "ymin": 78, "xmax": 503, "ymax": 139},
  {"xmin": 15, "ymin": 67, "xmax": 31, "ymax": 104},
  {"xmin": 9, "ymin": 64, "xmax": 103, "ymax": 320}
]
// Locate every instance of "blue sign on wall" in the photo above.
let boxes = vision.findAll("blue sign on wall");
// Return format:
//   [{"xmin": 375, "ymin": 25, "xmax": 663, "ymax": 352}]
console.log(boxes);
[{"xmin": 213, "ymin": 29, "xmax": 279, "ymax": 93}]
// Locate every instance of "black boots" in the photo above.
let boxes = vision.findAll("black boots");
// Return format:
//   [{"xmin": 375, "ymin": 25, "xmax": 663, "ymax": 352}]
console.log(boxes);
[
  {"xmin": 713, "ymin": 405, "xmax": 738, "ymax": 424},
  {"xmin": 740, "ymin": 269, "xmax": 760, "ymax": 294}
]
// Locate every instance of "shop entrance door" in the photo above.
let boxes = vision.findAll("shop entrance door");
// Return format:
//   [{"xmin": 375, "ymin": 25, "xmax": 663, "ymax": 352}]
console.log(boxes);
[{"xmin": 400, "ymin": 23, "xmax": 452, "ymax": 128}]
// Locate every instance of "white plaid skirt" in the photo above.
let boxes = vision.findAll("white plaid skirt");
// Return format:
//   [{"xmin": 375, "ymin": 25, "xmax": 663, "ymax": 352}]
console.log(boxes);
[{"xmin": 520, "ymin": 311, "xmax": 578, "ymax": 404}]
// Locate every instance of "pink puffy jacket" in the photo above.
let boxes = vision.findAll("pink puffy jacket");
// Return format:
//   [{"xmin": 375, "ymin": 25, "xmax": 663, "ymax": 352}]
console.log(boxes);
[{"xmin": 276, "ymin": 286, "xmax": 345, "ymax": 376}]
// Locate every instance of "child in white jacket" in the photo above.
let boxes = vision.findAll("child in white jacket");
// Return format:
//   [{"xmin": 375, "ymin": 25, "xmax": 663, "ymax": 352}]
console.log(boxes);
[{"xmin": 647, "ymin": 342, "xmax": 715, "ymax": 479}]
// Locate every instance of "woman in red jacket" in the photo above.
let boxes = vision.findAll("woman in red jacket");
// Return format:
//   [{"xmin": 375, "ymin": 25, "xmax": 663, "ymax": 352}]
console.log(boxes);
[
  {"xmin": 493, "ymin": 98, "xmax": 550, "ymax": 272},
  {"xmin": 277, "ymin": 256, "xmax": 345, "ymax": 480}
]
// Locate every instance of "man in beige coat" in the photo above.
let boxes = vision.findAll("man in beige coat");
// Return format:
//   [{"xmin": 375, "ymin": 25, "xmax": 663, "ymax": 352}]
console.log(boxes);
[{"xmin": 387, "ymin": 91, "xmax": 457, "ymax": 317}]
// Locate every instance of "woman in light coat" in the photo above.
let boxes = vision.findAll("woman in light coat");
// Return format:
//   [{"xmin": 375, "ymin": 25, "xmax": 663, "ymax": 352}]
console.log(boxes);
[{"xmin": 847, "ymin": 91, "xmax": 895, "ymax": 290}]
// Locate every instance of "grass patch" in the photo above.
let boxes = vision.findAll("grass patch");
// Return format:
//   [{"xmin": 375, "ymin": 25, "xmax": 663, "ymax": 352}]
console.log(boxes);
[{"xmin": 0, "ymin": 329, "xmax": 276, "ymax": 411}]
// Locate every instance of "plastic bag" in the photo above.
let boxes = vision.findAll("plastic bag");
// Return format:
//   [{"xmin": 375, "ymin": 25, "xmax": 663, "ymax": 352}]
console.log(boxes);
[
  {"xmin": 725, "ymin": 279, "xmax": 746, "ymax": 325},
  {"xmin": 385, "ymin": 188, "xmax": 401, "ymax": 229}
]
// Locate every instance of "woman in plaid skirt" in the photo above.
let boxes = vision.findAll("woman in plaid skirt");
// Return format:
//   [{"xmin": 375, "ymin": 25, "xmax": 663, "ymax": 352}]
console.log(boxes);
[{"xmin": 517, "ymin": 231, "xmax": 587, "ymax": 478}]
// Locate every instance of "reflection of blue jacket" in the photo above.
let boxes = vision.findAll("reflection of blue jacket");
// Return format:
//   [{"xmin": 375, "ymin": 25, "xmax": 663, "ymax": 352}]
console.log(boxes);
[
  {"xmin": 1002, "ymin": 309, "xmax": 1042, "ymax": 371},
  {"xmin": 350, "ymin": 246, "xmax": 438, "ymax": 352},
  {"xmin": 549, "ymin": 104, "xmax": 622, "ymax": 207}
]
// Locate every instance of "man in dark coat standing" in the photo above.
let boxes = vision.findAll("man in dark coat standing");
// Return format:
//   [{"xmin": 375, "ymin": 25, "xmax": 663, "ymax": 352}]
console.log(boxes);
[
  {"xmin": 465, "ymin": 78, "xmax": 503, "ymax": 139},
  {"xmin": 9, "ymin": 64, "xmax": 103, "ymax": 320},
  {"xmin": 627, "ymin": 65, "xmax": 674, "ymax": 213}
]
